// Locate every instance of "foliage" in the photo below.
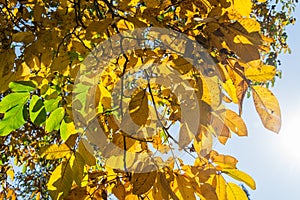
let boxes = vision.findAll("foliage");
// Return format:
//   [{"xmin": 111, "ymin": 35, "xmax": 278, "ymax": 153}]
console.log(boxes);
[{"xmin": 0, "ymin": 0, "xmax": 296, "ymax": 199}]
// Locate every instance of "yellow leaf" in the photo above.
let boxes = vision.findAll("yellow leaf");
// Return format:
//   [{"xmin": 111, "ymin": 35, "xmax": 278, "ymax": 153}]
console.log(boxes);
[
  {"xmin": 117, "ymin": 19, "xmax": 134, "ymax": 30},
  {"xmin": 228, "ymin": 0, "xmax": 252, "ymax": 17},
  {"xmin": 245, "ymin": 65, "xmax": 276, "ymax": 82},
  {"xmin": 6, "ymin": 168, "xmax": 14, "ymax": 181},
  {"xmin": 238, "ymin": 18, "xmax": 261, "ymax": 33},
  {"xmin": 170, "ymin": 56, "xmax": 194, "ymax": 75},
  {"xmin": 252, "ymin": 85, "xmax": 281, "ymax": 133},
  {"xmin": 194, "ymin": 126, "xmax": 213, "ymax": 157},
  {"xmin": 233, "ymin": 35, "xmax": 253, "ymax": 45},
  {"xmin": 112, "ymin": 181, "xmax": 126, "ymax": 200},
  {"xmin": 200, "ymin": 76, "xmax": 222, "ymax": 110},
  {"xmin": 157, "ymin": 172, "xmax": 179, "ymax": 200},
  {"xmin": 78, "ymin": 139, "xmax": 96, "ymax": 166},
  {"xmin": 86, "ymin": 18, "xmax": 113, "ymax": 36},
  {"xmin": 226, "ymin": 182, "xmax": 249, "ymax": 200},
  {"xmin": 125, "ymin": 194, "xmax": 139, "ymax": 200},
  {"xmin": 128, "ymin": 89, "xmax": 149, "ymax": 126},
  {"xmin": 211, "ymin": 151, "xmax": 238, "ymax": 169},
  {"xmin": 69, "ymin": 153, "xmax": 85, "ymax": 187},
  {"xmin": 39, "ymin": 144, "xmax": 72, "ymax": 160},
  {"xmin": 222, "ymin": 169, "xmax": 256, "ymax": 190},
  {"xmin": 179, "ymin": 122, "xmax": 194, "ymax": 148},
  {"xmin": 214, "ymin": 175, "xmax": 226, "ymax": 200},
  {"xmin": 173, "ymin": 175, "xmax": 196, "ymax": 200},
  {"xmin": 222, "ymin": 80, "xmax": 239, "ymax": 104},
  {"xmin": 211, "ymin": 115, "xmax": 231, "ymax": 145},
  {"xmin": 98, "ymin": 84, "xmax": 112, "ymax": 109},
  {"xmin": 132, "ymin": 165, "xmax": 157, "ymax": 195},
  {"xmin": 219, "ymin": 109, "xmax": 248, "ymax": 136},
  {"xmin": 48, "ymin": 161, "xmax": 73, "ymax": 200}
]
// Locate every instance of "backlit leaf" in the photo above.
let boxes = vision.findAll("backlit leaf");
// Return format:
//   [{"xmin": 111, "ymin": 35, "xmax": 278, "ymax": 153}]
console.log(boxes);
[
  {"xmin": 45, "ymin": 107, "xmax": 65, "ymax": 133},
  {"xmin": 245, "ymin": 65, "xmax": 276, "ymax": 82},
  {"xmin": 60, "ymin": 117, "xmax": 77, "ymax": 141},
  {"xmin": 78, "ymin": 139, "xmax": 96, "ymax": 166},
  {"xmin": 9, "ymin": 81, "xmax": 37, "ymax": 92},
  {"xmin": 214, "ymin": 175, "xmax": 226, "ymax": 200},
  {"xmin": 29, "ymin": 95, "xmax": 46, "ymax": 126},
  {"xmin": 44, "ymin": 97, "xmax": 62, "ymax": 113},
  {"xmin": 0, "ymin": 93, "xmax": 29, "ymax": 136},
  {"xmin": 173, "ymin": 175, "xmax": 196, "ymax": 200},
  {"xmin": 39, "ymin": 144, "xmax": 72, "ymax": 160},
  {"xmin": 219, "ymin": 109, "xmax": 248, "ymax": 136},
  {"xmin": 226, "ymin": 182, "xmax": 248, "ymax": 200},
  {"xmin": 128, "ymin": 89, "xmax": 149, "ymax": 127},
  {"xmin": 47, "ymin": 161, "xmax": 73, "ymax": 200},
  {"xmin": 69, "ymin": 152, "xmax": 85, "ymax": 186},
  {"xmin": 132, "ymin": 165, "xmax": 157, "ymax": 195},
  {"xmin": 0, "ymin": 92, "xmax": 29, "ymax": 113},
  {"xmin": 252, "ymin": 85, "xmax": 281, "ymax": 133},
  {"xmin": 222, "ymin": 169, "xmax": 256, "ymax": 190},
  {"xmin": 112, "ymin": 181, "xmax": 126, "ymax": 200}
]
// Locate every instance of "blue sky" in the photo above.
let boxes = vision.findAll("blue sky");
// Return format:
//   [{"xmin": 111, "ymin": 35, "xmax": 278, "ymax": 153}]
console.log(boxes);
[{"xmin": 215, "ymin": 7, "xmax": 300, "ymax": 200}]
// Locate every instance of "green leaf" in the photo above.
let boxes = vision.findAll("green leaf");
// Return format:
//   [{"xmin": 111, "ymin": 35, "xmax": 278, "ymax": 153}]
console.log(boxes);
[
  {"xmin": 222, "ymin": 169, "xmax": 256, "ymax": 190},
  {"xmin": 0, "ymin": 93, "xmax": 30, "ymax": 113},
  {"xmin": 45, "ymin": 107, "xmax": 65, "ymax": 133},
  {"xmin": 39, "ymin": 144, "xmax": 72, "ymax": 160},
  {"xmin": 29, "ymin": 95, "xmax": 46, "ymax": 126},
  {"xmin": 60, "ymin": 116, "xmax": 77, "ymax": 141},
  {"xmin": 0, "ymin": 93, "xmax": 30, "ymax": 136},
  {"xmin": 9, "ymin": 81, "xmax": 37, "ymax": 92},
  {"xmin": 44, "ymin": 97, "xmax": 62, "ymax": 113}
]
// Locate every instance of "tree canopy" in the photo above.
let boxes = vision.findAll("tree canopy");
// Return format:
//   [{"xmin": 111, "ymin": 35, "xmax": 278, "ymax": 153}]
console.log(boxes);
[{"xmin": 0, "ymin": 0, "xmax": 296, "ymax": 199}]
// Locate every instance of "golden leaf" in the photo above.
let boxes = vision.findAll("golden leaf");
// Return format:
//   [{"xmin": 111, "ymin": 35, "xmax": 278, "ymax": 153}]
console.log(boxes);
[
  {"xmin": 112, "ymin": 180, "xmax": 126, "ymax": 200},
  {"xmin": 39, "ymin": 144, "xmax": 72, "ymax": 160},
  {"xmin": 211, "ymin": 115, "xmax": 231, "ymax": 145},
  {"xmin": 252, "ymin": 85, "xmax": 281, "ymax": 133},
  {"xmin": 78, "ymin": 139, "xmax": 96, "ymax": 166},
  {"xmin": 157, "ymin": 172, "xmax": 179, "ymax": 200},
  {"xmin": 173, "ymin": 175, "xmax": 196, "ymax": 200},
  {"xmin": 98, "ymin": 84, "xmax": 112, "ymax": 109},
  {"xmin": 47, "ymin": 161, "xmax": 73, "ymax": 200},
  {"xmin": 214, "ymin": 175, "xmax": 226, "ymax": 200},
  {"xmin": 128, "ymin": 89, "xmax": 149, "ymax": 126},
  {"xmin": 69, "ymin": 152, "xmax": 85, "ymax": 186},
  {"xmin": 218, "ymin": 109, "xmax": 248, "ymax": 136},
  {"xmin": 200, "ymin": 76, "xmax": 222, "ymax": 110},
  {"xmin": 132, "ymin": 165, "xmax": 157, "ymax": 195},
  {"xmin": 245, "ymin": 65, "xmax": 276, "ymax": 82},
  {"xmin": 211, "ymin": 151, "xmax": 238, "ymax": 169},
  {"xmin": 222, "ymin": 168, "xmax": 256, "ymax": 190},
  {"xmin": 238, "ymin": 18, "xmax": 261, "ymax": 33},
  {"xmin": 226, "ymin": 182, "xmax": 249, "ymax": 200},
  {"xmin": 222, "ymin": 79, "xmax": 239, "ymax": 104},
  {"xmin": 179, "ymin": 122, "xmax": 195, "ymax": 148},
  {"xmin": 227, "ymin": 0, "xmax": 252, "ymax": 17},
  {"xmin": 6, "ymin": 168, "xmax": 14, "ymax": 182}
]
